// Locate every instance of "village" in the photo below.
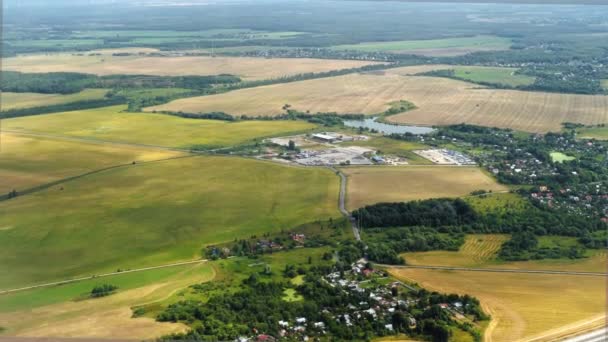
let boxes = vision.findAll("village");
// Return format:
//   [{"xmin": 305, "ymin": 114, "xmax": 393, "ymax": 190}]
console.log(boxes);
[{"xmin": 237, "ymin": 259, "xmax": 474, "ymax": 342}]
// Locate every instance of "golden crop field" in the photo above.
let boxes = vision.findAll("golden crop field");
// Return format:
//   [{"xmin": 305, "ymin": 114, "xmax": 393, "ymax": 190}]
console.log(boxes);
[
  {"xmin": 1, "ymin": 89, "xmax": 108, "ymax": 111},
  {"xmin": 390, "ymin": 268, "xmax": 606, "ymax": 342},
  {"xmin": 341, "ymin": 166, "xmax": 507, "ymax": 210},
  {"xmin": 3, "ymin": 54, "xmax": 380, "ymax": 80},
  {"xmin": 0, "ymin": 132, "xmax": 184, "ymax": 194},
  {"xmin": 149, "ymin": 72, "xmax": 608, "ymax": 132}
]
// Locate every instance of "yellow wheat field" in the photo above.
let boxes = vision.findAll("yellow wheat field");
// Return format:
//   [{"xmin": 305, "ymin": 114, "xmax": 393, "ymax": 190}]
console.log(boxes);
[
  {"xmin": 3, "ymin": 54, "xmax": 380, "ymax": 80},
  {"xmin": 149, "ymin": 71, "xmax": 608, "ymax": 132}
]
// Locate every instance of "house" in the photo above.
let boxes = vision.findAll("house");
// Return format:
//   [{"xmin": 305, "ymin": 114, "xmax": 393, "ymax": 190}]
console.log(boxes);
[
  {"xmin": 314, "ymin": 322, "xmax": 325, "ymax": 329},
  {"xmin": 385, "ymin": 324, "xmax": 394, "ymax": 331},
  {"xmin": 296, "ymin": 317, "xmax": 307, "ymax": 324},
  {"xmin": 278, "ymin": 320, "xmax": 289, "ymax": 327}
]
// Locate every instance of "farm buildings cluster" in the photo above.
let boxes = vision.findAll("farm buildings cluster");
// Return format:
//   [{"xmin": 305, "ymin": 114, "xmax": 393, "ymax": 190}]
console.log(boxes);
[{"xmin": 266, "ymin": 132, "xmax": 469, "ymax": 167}]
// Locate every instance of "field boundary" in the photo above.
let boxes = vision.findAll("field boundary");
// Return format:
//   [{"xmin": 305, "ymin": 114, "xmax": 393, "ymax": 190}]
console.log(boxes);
[
  {"xmin": 0, "ymin": 259, "xmax": 208, "ymax": 295},
  {"xmin": 382, "ymin": 264, "xmax": 608, "ymax": 277}
]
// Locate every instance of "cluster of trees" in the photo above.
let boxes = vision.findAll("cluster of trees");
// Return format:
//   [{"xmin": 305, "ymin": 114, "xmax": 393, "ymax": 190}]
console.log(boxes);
[
  {"xmin": 498, "ymin": 232, "xmax": 585, "ymax": 261},
  {"xmin": 353, "ymin": 199, "xmax": 477, "ymax": 229},
  {"xmin": 90, "ymin": 284, "xmax": 118, "ymax": 298},
  {"xmin": 1, "ymin": 71, "xmax": 241, "ymax": 95},
  {"xmin": 363, "ymin": 227, "xmax": 465, "ymax": 264},
  {"xmin": 0, "ymin": 97, "xmax": 126, "ymax": 119}
]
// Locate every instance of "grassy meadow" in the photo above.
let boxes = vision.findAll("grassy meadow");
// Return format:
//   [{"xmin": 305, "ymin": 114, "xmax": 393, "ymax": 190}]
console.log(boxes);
[
  {"xmin": 341, "ymin": 166, "xmax": 507, "ymax": 210},
  {"xmin": 150, "ymin": 73, "xmax": 608, "ymax": 132},
  {"xmin": 0, "ymin": 156, "xmax": 340, "ymax": 289},
  {"xmin": 331, "ymin": 35, "xmax": 511, "ymax": 56},
  {"xmin": 1, "ymin": 89, "xmax": 109, "ymax": 111},
  {"xmin": 3, "ymin": 54, "xmax": 378, "ymax": 80},
  {"xmin": 550, "ymin": 151, "xmax": 576, "ymax": 163},
  {"xmin": 578, "ymin": 126, "xmax": 608, "ymax": 140},
  {"xmin": 449, "ymin": 66, "xmax": 535, "ymax": 87},
  {"xmin": 0, "ymin": 263, "xmax": 215, "ymax": 339},
  {"xmin": 0, "ymin": 132, "xmax": 184, "ymax": 194},
  {"xmin": 4, "ymin": 105, "xmax": 317, "ymax": 149}
]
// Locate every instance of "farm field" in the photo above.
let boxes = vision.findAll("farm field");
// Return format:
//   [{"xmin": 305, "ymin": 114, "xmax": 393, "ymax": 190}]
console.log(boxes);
[
  {"xmin": 602, "ymin": 79, "xmax": 608, "ymax": 89},
  {"xmin": 1, "ymin": 89, "xmax": 108, "ymax": 111},
  {"xmin": 2, "ymin": 54, "xmax": 379, "ymax": 80},
  {"xmin": 390, "ymin": 268, "xmax": 606, "ymax": 342},
  {"xmin": 402, "ymin": 234, "xmax": 607, "ymax": 273},
  {"xmin": 0, "ymin": 263, "xmax": 215, "ymax": 339},
  {"xmin": 0, "ymin": 132, "xmax": 184, "ymax": 194},
  {"xmin": 445, "ymin": 66, "xmax": 535, "ymax": 87},
  {"xmin": 3, "ymin": 105, "xmax": 317, "ymax": 149},
  {"xmin": 340, "ymin": 166, "xmax": 507, "ymax": 210},
  {"xmin": 149, "ymin": 72, "xmax": 608, "ymax": 132},
  {"xmin": 0, "ymin": 156, "xmax": 340, "ymax": 289},
  {"xmin": 578, "ymin": 126, "xmax": 608, "ymax": 140},
  {"xmin": 331, "ymin": 35, "xmax": 512, "ymax": 56}
]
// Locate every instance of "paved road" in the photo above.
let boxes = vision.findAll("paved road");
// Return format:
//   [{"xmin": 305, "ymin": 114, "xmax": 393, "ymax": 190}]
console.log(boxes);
[
  {"xmin": 330, "ymin": 167, "xmax": 361, "ymax": 241},
  {"xmin": 561, "ymin": 327, "xmax": 608, "ymax": 342},
  {"xmin": 381, "ymin": 264, "xmax": 608, "ymax": 277},
  {"xmin": 0, "ymin": 259, "xmax": 208, "ymax": 295}
]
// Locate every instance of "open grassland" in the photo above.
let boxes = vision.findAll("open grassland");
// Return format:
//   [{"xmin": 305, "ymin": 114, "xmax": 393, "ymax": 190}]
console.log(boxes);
[
  {"xmin": 448, "ymin": 66, "xmax": 535, "ymax": 87},
  {"xmin": 331, "ymin": 35, "xmax": 512, "ymax": 56},
  {"xmin": 1, "ymin": 89, "xmax": 108, "ymax": 111},
  {"xmin": 578, "ymin": 126, "xmax": 608, "ymax": 140},
  {"xmin": 402, "ymin": 234, "xmax": 607, "ymax": 273},
  {"xmin": 602, "ymin": 79, "xmax": 608, "ymax": 89},
  {"xmin": 0, "ymin": 263, "xmax": 214, "ymax": 339},
  {"xmin": 0, "ymin": 156, "xmax": 340, "ymax": 289},
  {"xmin": 149, "ymin": 73, "xmax": 608, "ymax": 132},
  {"xmin": 0, "ymin": 132, "xmax": 184, "ymax": 194},
  {"xmin": 3, "ymin": 105, "xmax": 317, "ymax": 149},
  {"xmin": 3, "ymin": 54, "xmax": 379, "ymax": 80},
  {"xmin": 341, "ymin": 166, "xmax": 507, "ymax": 210},
  {"xmin": 550, "ymin": 151, "xmax": 575, "ymax": 163},
  {"xmin": 465, "ymin": 192, "xmax": 528, "ymax": 213},
  {"xmin": 390, "ymin": 268, "xmax": 606, "ymax": 342}
]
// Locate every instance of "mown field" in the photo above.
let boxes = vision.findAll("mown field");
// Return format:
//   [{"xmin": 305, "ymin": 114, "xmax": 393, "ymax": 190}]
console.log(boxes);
[
  {"xmin": 0, "ymin": 263, "xmax": 215, "ymax": 339},
  {"xmin": 331, "ymin": 35, "xmax": 512, "ymax": 56},
  {"xmin": 149, "ymin": 72, "xmax": 608, "ymax": 132},
  {"xmin": 390, "ymin": 268, "xmax": 606, "ymax": 342},
  {"xmin": 1, "ymin": 89, "xmax": 108, "ymax": 111},
  {"xmin": 0, "ymin": 132, "xmax": 184, "ymax": 194},
  {"xmin": 0, "ymin": 156, "xmax": 340, "ymax": 289},
  {"xmin": 341, "ymin": 166, "xmax": 507, "ymax": 210},
  {"xmin": 3, "ymin": 54, "xmax": 379, "ymax": 80},
  {"xmin": 447, "ymin": 66, "xmax": 535, "ymax": 87},
  {"xmin": 3, "ymin": 105, "xmax": 317, "ymax": 149}
]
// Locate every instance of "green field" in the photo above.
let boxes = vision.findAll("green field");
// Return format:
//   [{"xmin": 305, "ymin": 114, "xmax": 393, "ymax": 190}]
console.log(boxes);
[
  {"xmin": 1, "ymin": 89, "xmax": 108, "ymax": 111},
  {"xmin": 450, "ymin": 66, "xmax": 536, "ymax": 87},
  {"xmin": 0, "ymin": 156, "xmax": 340, "ymax": 289},
  {"xmin": 0, "ymin": 263, "xmax": 211, "ymax": 313},
  {"xmin": 0, "ymin": 132, "xmax": 184, "ymax": 194},
  {"xmin": 4, "ymin": 105, "xmax": 317, "ymax": 149},
  {"xmin": 601, "ymin": 79, "xmax": 608, "ymax": 89},
  {"xmin": 550, "ymin": 151, "xmax": 576, "ymax": 163},
  {"xmin": 331, "ymin": 35, "xmax": 511, "ymax": 54},
  {"xmin": 578, "ymin": 126, "xmax": 608, "ymax": 140},
  {"xmin": 8, "ymin": 39, "xmax": 104, "ymax": 48},
  {"xmin": 465, "ymin": 192, "xmax": 528, "ymax": 213}
]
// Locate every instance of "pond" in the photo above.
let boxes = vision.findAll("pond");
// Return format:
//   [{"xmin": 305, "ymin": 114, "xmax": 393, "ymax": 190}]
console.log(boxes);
[{"xmin": 343, "ymin": 117, "xmax": 434, "ymax": 135}]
